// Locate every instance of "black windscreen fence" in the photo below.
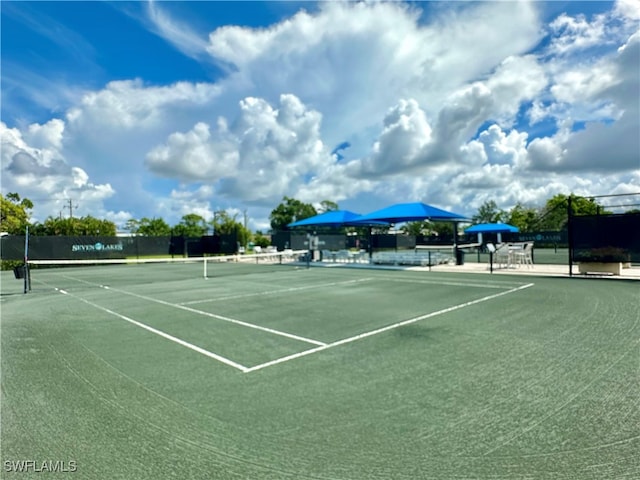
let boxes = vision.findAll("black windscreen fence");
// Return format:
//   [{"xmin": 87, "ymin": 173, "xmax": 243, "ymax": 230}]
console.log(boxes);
[
  {"xmin": 272, "ymin": 232, "xmax": 350, "ymax": 251},
  {"xmin": 1, "ymin": 234, "xmax": 239, "ymax": 261},
  {"xmin": 372, "ymin": 234, "xmax": 416, "ymax": 250},
  {"xmin": 513, "ymin": 231, "xmax": 567, "ymax": 246},
  {"xmin": 271, "ymin": 232, "xmax": 307, "ymax": 250},
  {"xmin": 570, "ymin": 213, "xmax": 640, "ymax": 263}
]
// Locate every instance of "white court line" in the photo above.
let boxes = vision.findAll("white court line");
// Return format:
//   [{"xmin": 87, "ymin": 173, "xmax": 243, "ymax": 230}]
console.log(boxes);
[
  {"xmin": 379, "ymin": 277, "xmax": 516, "ymax": 290},
  {"xmin": 59, "ymin": 275, "xmax": 326, "ymax": 347},
  {"xmin": 368, "ymin": 272, "xmax": 530, "ymax": 288},
  {"xmin": 180, "ymin": 277, "xmax": 374, "ymax": 305},
  {"xmin": 244, "ymin": 282, "xmax": 535, "ymax": 373},
  {"xmin": 55, "ymin": 289, "xmax": 249, "ymax": 372},
  {"xmin": 179, "ymin": 275, "xmax": 519, "ymax": 307}
]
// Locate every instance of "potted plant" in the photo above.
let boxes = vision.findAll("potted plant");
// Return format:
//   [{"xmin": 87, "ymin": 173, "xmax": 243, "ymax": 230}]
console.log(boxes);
[{"xmin": 575, "ymin": 247, "xmax": 631, "ymax": 275}]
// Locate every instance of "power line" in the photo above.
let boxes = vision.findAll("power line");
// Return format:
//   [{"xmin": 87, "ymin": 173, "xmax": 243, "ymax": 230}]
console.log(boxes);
[{"xmin": 65, "ymin": 199, "xmax": 78, "ymax": 218}]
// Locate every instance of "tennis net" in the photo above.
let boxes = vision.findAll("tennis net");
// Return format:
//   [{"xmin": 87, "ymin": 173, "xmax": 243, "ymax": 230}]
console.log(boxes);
[{"xmin": 27, "ymin": 251, "xmax": 308, "ymax": 292}]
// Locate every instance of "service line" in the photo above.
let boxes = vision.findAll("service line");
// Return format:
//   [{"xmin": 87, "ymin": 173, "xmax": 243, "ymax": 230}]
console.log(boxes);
[
  {"xmin": 59, "ymin": 274, "xmax": 327, "ymax": 347},
  {"xmin": 55, "ymin": 288, "xmax": 249, "ymax": 372},
  {"xmin": 244, "ymin": 282, "xmax": 535, "ymax": 373},
  {"xmin": 180, "ymin": 277, "xmax": 374, "ymax": 305}
]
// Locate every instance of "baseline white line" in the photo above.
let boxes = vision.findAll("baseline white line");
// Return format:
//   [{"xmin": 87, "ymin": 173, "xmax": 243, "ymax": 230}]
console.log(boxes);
[
  {"xmin": 59, "ymin": 274, "xmax": 326, "ymax": 347},
  {"xmin": 180, "ymin": 278, "xmax": 374, "ymax": 305},
  {"xmin": 244, "ymin": 282, "xmax": 535, "ymax": 373},
  {"xmin": 55, "ymin": 289, "xmax": 249, "ymax": 372}
]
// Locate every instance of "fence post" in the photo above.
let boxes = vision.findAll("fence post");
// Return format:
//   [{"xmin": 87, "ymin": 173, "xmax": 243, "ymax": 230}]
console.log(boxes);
[{"xmin": 567, "ymin": 195, "xmax": 573, "ymax": 277}]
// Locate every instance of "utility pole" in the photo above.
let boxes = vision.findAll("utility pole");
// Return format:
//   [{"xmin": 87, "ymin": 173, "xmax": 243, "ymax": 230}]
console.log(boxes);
[{"xmin": 65, "ymin": 199, "xmax": 78, "ymax": 218}]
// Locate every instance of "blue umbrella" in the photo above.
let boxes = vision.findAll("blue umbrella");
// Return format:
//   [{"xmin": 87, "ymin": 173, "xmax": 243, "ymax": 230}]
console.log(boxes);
[
  {"xmin": 465, "ymin": 222, "xmax": 519, "ymax": 233},
  {"xmin": 288, "ymin": 210, "xmax": 367, "ymax": 228},
  {"xmin": 356, "ymin": 202, "xmax": 468, "ymax": 224}
]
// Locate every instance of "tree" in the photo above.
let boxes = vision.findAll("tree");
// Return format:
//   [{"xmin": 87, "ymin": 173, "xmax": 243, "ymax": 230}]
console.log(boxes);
[
  {"xmin": 172, "ymin": 214, "xmax": 208, "ymax": 237},
  {"xmin": 431, "ymin": 221, "xmax": 456, "ymax": 237},
  {"xmin": 253, "ymin": 232, "xmax": 271, "ymax": 248},
  {"xmin": 537, "ymin": 194, "xmax": 609, "ymax": 231},
  {"xmin": 506, "ymin": 203, "xmax": 539, "ymax": 232},
  {"xmin": 31, "ymin": 215, "xmax": 116, "ymax": 236},
  {"xmin": 1, "ymin": 193, "xmax": 33, "ymax": 234},
  {"xmin": 212, "ymin": 211, "xmax": 251, "ymax": 246},
  {"xmin": 137, "ymin": 217, "xmax": 171, "ymax": 236},
  {"xmin": 269, "ymin": 196, "xmax": 317, "ymax": 231},
  {"xmin": 471, "ymin": 200, "xmax": 507, "ymax": 224},
  {"xmin": 318, "ymin": 200, "xmax": 339, "ymax": 213},
  {"xmin": 125, "ymin": 219, "xmax": 141, "ymax": 235},
  {"xmin": 78, "ymin": 216, "xmax": 116, "ymax": 235},
  {"xmin": 401, "ymin": 221, "xmax": 432, "ymax": 236}
]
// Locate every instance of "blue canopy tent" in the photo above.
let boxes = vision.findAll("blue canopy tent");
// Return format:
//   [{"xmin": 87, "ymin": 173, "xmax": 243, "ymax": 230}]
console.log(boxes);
[
  {"xmin": 356, "ymin": 202, "xmax": 470, "ymax": 265},
  {"xmin": 465, "ymin": 223, "xmax": 519, "ymax": 234},
  {"xmin": 288, "ymin": 210, "xmax": 362, "ymax": 228},
  {"xmin": 356, "ymin": 202, "xmax": 468, "ymax": 224},
  {"xmin": 465, "ymin": 223, "xmax": 519, "ymax": 246},
  {"xmin": 288, "ymin": 210, "xmax": 389, "ymax": 263}
]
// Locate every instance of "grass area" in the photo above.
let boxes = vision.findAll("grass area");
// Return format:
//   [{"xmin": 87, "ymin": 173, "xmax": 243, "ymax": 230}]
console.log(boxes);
[{"xmin": 1, "ymin": 265, "xmax": 638, "ymax": 479}]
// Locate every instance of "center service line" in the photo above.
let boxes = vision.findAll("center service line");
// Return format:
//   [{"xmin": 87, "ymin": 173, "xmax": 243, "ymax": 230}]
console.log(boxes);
[
  {"xmin": 244, "ymin": 283, "xmax": 535, "ymax": 373},
  {"xmin": 180, "ymin": 277, "xmax": 374, "ymax": 305},
  {"xmin": 60, "ymin": 274, "xmax": 326, "ymax": 347}
]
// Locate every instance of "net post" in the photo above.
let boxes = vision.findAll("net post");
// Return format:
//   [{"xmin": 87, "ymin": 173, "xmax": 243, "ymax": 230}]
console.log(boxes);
[
  {"xmin": 428, "ymin": 251, "xmax": 431, "ymax": 272},
  {"xmin": 567, "ymin": 195, "xmax": 573, "ymax": 277},
  {"xmin": 23, "ymin": 225, "xmax": 30, "ymax": 294},
  {"xmin": 203, "ymin": 257, "xmax": 208, "ymax": 279},
  {"xmin": 23, "ymin": 263, "xmax": 31, "ymax": 293}
]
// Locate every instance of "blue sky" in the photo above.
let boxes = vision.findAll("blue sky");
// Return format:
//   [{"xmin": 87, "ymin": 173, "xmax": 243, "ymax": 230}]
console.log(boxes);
[{"xmin": 1, "ymin": 1, "xmax": 638, "ymax": 231}]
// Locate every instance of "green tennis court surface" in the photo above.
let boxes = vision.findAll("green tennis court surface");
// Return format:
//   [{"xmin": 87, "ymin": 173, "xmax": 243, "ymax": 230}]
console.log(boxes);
[{"xmin": 2, "ymin": 262, "xmax": 638, "ymax": 479}]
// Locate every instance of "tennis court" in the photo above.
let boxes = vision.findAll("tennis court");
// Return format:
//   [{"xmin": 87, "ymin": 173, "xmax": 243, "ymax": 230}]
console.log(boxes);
[{"xmin": 1, "ymin": 257, "xmax": 638, "ymax": 479}]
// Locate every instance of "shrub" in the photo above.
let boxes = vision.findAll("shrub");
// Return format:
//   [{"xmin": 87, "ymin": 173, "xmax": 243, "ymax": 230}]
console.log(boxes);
[{"xmin": 574, "ymin": 247, "xmax": 630, "ymax": 263}]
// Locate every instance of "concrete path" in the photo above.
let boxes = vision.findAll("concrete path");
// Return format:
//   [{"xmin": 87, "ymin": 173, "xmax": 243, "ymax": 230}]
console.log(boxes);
[{"xmin": 307, "ymin": 259, "xmax": 640, "ymax": 281}]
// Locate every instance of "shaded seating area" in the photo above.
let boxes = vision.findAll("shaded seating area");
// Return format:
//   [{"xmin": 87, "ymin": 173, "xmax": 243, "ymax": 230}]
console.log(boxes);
[
  {"xmin": 288, "ymin": 203, "xmax": 470, "ymax": 267},
  {"xmin": 372, "ymin": 249, "xmax": 454, "ymax": 267},
  {"xmin": 321, "ymin": 249, "xmax": 368, "ymax": 263},
  {"xmin": 489, "ymin": 242, "xmax": 535, "ymax": 269}
]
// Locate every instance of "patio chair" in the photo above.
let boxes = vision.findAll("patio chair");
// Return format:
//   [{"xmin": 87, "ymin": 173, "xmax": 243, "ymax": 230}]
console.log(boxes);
[
  {"xmin": 513, "ymin": 242, "xmax": 534, "ymax": 268},
  {"xmin": 495, "ymin": 243, "xmax": 511, "ymax": 268}
]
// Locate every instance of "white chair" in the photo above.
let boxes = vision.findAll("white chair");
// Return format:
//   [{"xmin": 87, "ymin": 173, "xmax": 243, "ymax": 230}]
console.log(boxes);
[
  {"xmin": 514, "ymin": 242, "xmax": 534, "ymax": 268},
  {"xmin": 494, "ymin": 243, "xmax": 511, "ymax": 268}
]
